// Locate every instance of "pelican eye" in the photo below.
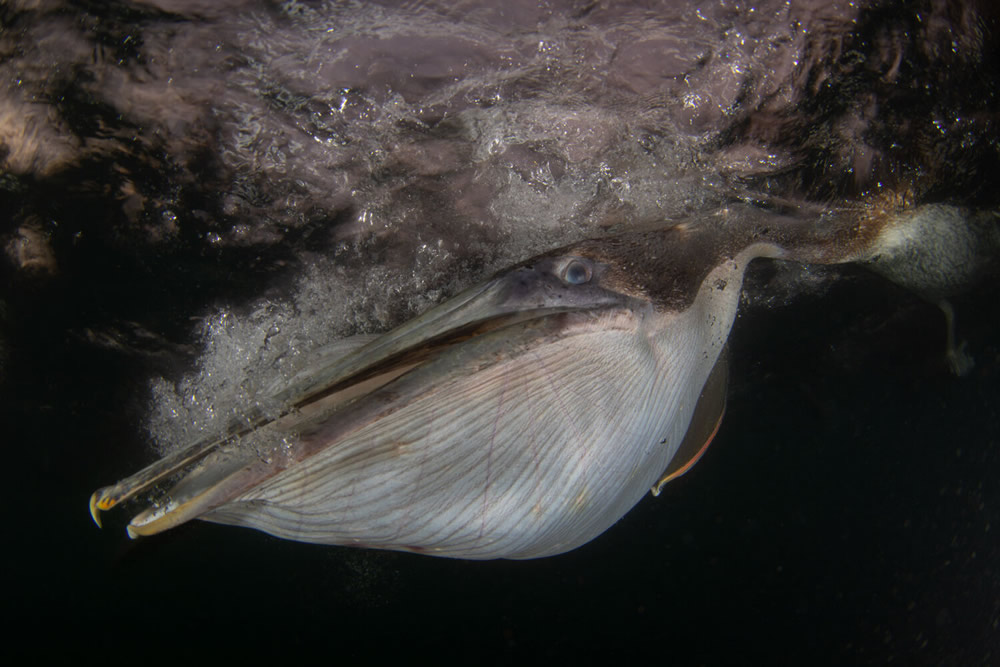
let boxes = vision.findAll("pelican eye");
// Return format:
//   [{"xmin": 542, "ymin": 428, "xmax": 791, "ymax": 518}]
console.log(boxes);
[{"xmin": 561, "ymin": 258, "xmax": 592, "ymax": 285}]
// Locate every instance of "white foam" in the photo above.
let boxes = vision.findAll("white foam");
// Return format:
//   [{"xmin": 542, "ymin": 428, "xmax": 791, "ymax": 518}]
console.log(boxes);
[{"xmin": 144, "ymin": 0, "xmax": 855, "ymax": 455}]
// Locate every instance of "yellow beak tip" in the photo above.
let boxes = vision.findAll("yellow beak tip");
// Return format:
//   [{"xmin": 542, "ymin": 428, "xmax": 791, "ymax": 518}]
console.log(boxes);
[{"xmin": 89, "ymin": 493, "xmax": 103, "ymax": 529}]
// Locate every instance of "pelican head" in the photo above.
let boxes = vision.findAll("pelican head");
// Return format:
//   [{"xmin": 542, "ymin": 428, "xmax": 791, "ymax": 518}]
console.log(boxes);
[{"xmin": 90, "ymin": 203, "xmax": 995, "ymax": 558}]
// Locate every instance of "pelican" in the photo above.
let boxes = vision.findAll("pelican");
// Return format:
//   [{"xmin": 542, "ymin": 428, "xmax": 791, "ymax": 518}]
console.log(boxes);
[{"xmin": 90, "ymin": 202, "xmax": 997, "ymax": 559}]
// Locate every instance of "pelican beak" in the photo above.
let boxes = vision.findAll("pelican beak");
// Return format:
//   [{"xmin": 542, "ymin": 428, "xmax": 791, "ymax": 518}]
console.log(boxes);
[{"xmin": 90, "ymin": 252, "xmax": 640, "ymax": 537}]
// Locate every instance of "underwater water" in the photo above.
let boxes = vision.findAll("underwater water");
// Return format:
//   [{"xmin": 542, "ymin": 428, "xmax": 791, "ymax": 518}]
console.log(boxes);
[{"xmin": 2, "ymin": 0, "xmax": 998, "ymax": 662}]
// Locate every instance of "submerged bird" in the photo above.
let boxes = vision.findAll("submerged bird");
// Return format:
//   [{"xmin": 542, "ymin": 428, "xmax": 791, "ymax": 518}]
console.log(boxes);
[{"xmin": 90, "ymin": 201, "xmax": 997, "ymax": 559}]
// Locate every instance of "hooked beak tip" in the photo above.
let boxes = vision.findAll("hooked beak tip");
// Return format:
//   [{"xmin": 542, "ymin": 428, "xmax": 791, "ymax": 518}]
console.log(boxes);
[{"xmin": 89, "ymin": 492, "xmax": 103, "ymax": 529}]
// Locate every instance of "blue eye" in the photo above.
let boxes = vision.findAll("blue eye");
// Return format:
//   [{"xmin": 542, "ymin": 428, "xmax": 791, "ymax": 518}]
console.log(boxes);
[{"xmin": 562, "ymin": 259, "xmax": 592, "ymax": 285}]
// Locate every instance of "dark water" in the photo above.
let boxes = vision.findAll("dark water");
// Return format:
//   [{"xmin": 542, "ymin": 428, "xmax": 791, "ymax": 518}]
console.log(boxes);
[
  {"xmin": 3, "ymin": 0, "xmax": 999, "ymax": 662},
  {"xmin": 9, "ymin": 265, "xmax": 999, "ymax": 663}
]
